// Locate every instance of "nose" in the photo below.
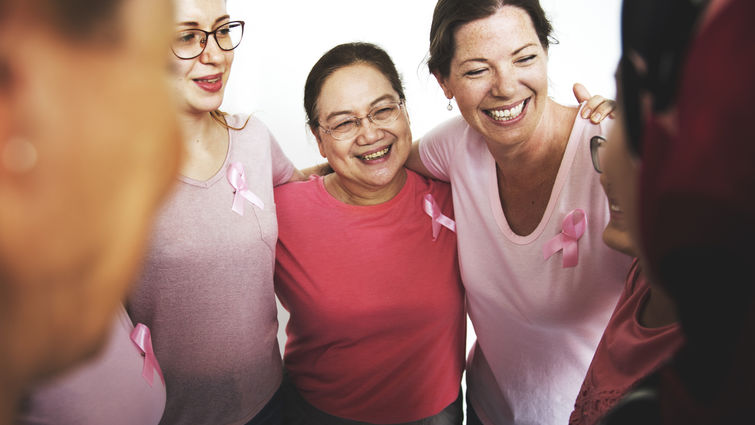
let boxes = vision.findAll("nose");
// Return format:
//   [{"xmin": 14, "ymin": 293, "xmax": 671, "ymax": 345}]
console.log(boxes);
[
  {"xmin": 199, "ymin": 34, "xmax": 224, "ymax": 63},
  {"xmin": 490, "ymin": 68, "xmax": 516, "ymax": 98},
  {"xmin": 354, "ymin": 117, "xmax": 383, "ymax": 146}
]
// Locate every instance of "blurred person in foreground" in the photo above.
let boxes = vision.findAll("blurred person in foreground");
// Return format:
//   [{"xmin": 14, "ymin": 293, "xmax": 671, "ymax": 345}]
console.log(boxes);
[
  {"xmin": 0, "ymin": 0, "xmax": 181, "ymax": 423},
  {"xmin": 596, "ymin": 0, "xmax": 755, "ymax": 423},
  {"xmin": 568, "ymin": 90, "xmax": 683, "ymax": 425}
]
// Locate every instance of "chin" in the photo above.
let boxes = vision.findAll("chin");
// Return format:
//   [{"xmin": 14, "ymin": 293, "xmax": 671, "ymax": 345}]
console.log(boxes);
[{"xmin": 602, "ymin": 225, "xmax": 635, "ymax": 257}]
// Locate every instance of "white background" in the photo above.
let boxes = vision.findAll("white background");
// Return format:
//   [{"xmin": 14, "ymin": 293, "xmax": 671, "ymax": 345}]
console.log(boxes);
[
  {"xmin": 223, "ymin": 0, "xmax": 622, "ymax": 170},
  {"xmin": 221, "ymin": 0, "xmax": 623, "ymax": 414}
]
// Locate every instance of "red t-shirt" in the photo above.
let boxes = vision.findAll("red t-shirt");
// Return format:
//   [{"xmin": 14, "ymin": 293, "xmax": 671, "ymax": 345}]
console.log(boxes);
[
  {"xmin": 274, "ymin": 170, "xmax": 465, "ymax": 423},
  {"xmin": 569, "ymin": 260, "xmax": 684, "ymax": 425}
]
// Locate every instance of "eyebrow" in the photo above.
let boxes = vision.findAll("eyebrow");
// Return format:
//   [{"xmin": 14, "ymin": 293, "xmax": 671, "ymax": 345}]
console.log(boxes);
[
  {"xmin": 457, "ymin": 43, "xmax": 538, "ymax": 66},
  {"xmin": 323, "ymin": 94, "xmax": 398, "ymax": 122},
  {"xmin": 177, "ymin": 15, "xmax": 231, "ymax": 28}
]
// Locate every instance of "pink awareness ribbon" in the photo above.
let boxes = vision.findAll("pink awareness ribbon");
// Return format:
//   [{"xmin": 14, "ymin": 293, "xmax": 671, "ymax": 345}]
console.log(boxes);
[
  {"xmin": 423, "ymin": 193, "xmax": 456, "ymax": 241},
  {"xmin": 130, "ymin": 323, "xmax": 164, "ymax": 386},
  {"xmin": 226, "ymin": 162, "xmax": 264, "ymax": 215},
  {"xmin": 542, "ymin": 208, "xmax": 587, "ymax": 268}
]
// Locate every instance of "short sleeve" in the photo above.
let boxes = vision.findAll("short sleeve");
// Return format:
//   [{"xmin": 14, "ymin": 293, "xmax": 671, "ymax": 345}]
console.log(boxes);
[
  {"xmin": 418, "ymin": 116, "xmax": 468, "ymax": 182},
  {"xmin": 267, "ymin": 129, "xmax": 296, "ymax": 186}
]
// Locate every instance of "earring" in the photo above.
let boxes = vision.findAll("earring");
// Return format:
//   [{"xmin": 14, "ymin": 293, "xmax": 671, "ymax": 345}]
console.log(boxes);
[
  {"xmin": 2, "ymin": 136, "xmax": 37, "ymax": 174},
  {"xmin": 447, "ymin": 98, "xmax": 454, "ymax": 111}
]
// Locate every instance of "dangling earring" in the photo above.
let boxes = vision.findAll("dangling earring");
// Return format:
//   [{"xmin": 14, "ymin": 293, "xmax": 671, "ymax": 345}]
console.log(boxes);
[
  {"xmin": 447, "ymin": 98, "xmax": 454, "ymax": 111},
  {"xmin": 2, "ymin": 136, "xmax": 37, "ymax": 174}
]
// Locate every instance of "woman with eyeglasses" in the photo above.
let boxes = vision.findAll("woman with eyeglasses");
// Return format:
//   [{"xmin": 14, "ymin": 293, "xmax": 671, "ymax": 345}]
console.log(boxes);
[
  {"xmin": 273, "ymin": 42, "xmax": 465, "ymax": 425},
  {"xmin": 568, "ymin": 134, "xmax": 682, "ymax": 425},
  {"xmin": 127, "ymin": 1, "xmax": 304, "ymax": 425}
]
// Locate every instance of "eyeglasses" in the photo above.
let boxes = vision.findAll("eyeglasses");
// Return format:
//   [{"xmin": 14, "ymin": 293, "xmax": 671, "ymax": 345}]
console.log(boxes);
[
  {"xmin": 318, "ymin": 101, "xmax": 404, "ymax": 140},
  {"xmin": 172, "ymin": 21, "xmax": 245, "ymax": 60},
  {"xmin": 590, "ymin": 135, "xmax": 606, "ymax": 173}
]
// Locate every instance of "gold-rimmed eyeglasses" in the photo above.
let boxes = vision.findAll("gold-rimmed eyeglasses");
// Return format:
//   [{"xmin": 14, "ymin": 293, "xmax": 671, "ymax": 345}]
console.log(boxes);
[
  {"xmin": 318, "ymin": 101, "xmax": 405, "ymax": 141},
  {"xmin": 172, "ymin": 21, "xmax": 245, "ymax": 60}
]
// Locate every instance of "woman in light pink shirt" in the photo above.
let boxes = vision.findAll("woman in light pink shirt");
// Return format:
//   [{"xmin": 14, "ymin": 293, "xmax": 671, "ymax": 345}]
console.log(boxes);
[
  {"xmin": 128, "ymin": 1, "xmax": 303, "ymax": 424},
  {"xmin": 405, "ymin": 1, "xmax": 627, "ymax": 424}
]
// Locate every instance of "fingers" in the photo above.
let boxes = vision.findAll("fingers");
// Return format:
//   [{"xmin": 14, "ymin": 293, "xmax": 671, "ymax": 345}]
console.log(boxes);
[
  {"xmin": 573, "ymin": 83, "xmax": 601, "ymax": 121},
  {"xmin": 573, "ymin": 83, "xmax": 617, "ymax": 123},
  {"xmin": 590, "ymin": 99, "xmax": 617, "ymax": 123},
  {"xmin": 573, "ymin": 82, "xmax": 592, "ymax": 104}
]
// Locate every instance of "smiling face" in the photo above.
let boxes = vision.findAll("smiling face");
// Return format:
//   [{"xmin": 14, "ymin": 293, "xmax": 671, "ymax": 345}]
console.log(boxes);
[
  {"xmin": 598, "ymin": 142, "xmax": 636, "ymax": 256},
  {"xmin": 172, "ymin": 0, "xmax": 234, "ymax": 114},
  {"xmin": 436, "ymin": 5, "xmax": 548, "ymax": 149},
  {"xmin": 602, "ymin": 104, "xmax": 641, "ymax": 258},
  {"xmin": 314, "ymin": 63, "xmax": 411, "ymax": 204}
]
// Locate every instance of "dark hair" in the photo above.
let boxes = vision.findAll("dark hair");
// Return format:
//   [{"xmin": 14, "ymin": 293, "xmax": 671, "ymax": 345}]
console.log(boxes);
[
  {"xmin": 0, "ymin": 0, "xmax": 122, "ymax": 40},
  {"xmin": 428, "ymin": 0, "xmax": 553, "ymax": 78},
  {"xmin": 304, "ymin": 42, "xmax": 406, "ymax": 130}
]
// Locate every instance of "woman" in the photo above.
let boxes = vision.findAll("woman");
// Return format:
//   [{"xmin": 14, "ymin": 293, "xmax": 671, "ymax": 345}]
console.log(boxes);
[
  {"xmin": 599, "ymin": 0, "xmax": 755, "ymax": 423},
  {"xmin": 274, "ymin": 42, "xmax": 465, "ymax": 425},
  {"xmin": 127, "ymin": 0, "xmax": 303, "ymax": 424},
  {"xmin": 405, "ymin": 1, "xmax": 631, "ymax": 424},
  {"xmin": 0, "ymin": 0, "xmax": 180, "ymax": 423},
  {"xmin": 568, "ymin": 129, "xmax": 682, "ymax": 425}
]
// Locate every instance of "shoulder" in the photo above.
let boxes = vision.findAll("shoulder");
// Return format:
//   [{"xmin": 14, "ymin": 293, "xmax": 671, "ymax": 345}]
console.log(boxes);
[
  {"xmin": 226, "ymin": 113, "xmax": 275, "ymax": 140},
  {"xmin": 419, "ymin": 115, "xmax": 481, "ymax": 178},
  {"xmin": 274, "ymin": 176, "xmax": 320, "ymax": 206},
  {"xmin": 275, "ymin": 175, "xmax": 317, "ymax": 195},
  {"xmin": 423, "ymin": 115, "xmax": 473, "ymax": 142},
  {"xmin": 407, "ymin": 170, "xmax": 454, "ymax": 209}
]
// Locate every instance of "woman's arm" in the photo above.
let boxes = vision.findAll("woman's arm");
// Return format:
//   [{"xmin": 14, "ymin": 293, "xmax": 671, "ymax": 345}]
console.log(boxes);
[
  {"xmin": 287, "ymin": 168, "xmax": 307, "ymax": 182},
  {"xmin": 405, "ymin": 140, "xmax": 435, "ymax": 178}
]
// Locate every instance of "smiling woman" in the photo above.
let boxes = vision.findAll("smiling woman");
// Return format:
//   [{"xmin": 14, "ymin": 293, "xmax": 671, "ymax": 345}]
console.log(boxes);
[
  {"xmin": 126, "ymin": 1, "xmax": 304, "ymax": 425},
  {"xmin": 403, "ymin": 1, "xmax": 631, "ymax": 424},
  {"xmin": 274, "ymin": 42, "xmax": 465, "ymax": 425}
]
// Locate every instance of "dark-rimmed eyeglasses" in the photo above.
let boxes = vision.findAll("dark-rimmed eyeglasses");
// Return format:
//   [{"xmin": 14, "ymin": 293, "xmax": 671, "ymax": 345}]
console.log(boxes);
[
  {"xmin": 172, "ymin": 21, "xmax": 245, "ymax": 60},
  {"xmin": 318, "ymin": 101, "xmax": 405, "ymax": 141},
  {"xmin": 590, "ymin": 135, "xmax": 606, "ymax": 173}
]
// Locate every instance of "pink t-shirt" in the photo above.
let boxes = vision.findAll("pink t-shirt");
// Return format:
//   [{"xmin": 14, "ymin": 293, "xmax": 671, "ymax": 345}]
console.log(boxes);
[
  {"xmin": 569, "ymin": 259, "xmax": 684, "ymax": 425},
  {"xmin": 419, "ymin": 107, "xmax": 631, "ymax": 425},
  {"xmin": 274, "ymin": 170, "xmax": 465, "ymax": 424},
  {"xmin": 129, "ymin": 114, "xmax": 295, "ymax": 425},
  {"xmin": 18, "ymin": 307, "xmax": 165, "ymax": 425}
]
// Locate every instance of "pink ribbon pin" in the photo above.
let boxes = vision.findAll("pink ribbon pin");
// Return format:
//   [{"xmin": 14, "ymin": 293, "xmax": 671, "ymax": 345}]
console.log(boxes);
[
  {"xmin": 543, "ymin": 208, "xmax": 587, "ymax": 268},
  {"xmin": 423, "ymin": 193, "xmax": 456, "ymax": 241},
  {"xmin": 130, "ymin": 323, "xmax": 164, "ymax": 386},
  {"xmin": 227, "ymin": 162, "xmax": 264, "ymax": 215}
]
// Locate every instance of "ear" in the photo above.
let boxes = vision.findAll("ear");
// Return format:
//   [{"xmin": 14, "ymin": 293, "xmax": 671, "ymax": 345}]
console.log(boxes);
[
  {"xmin": 310, "ymin": 126, "xmax": 327, "ymax": 159},
  {"xmin": 0, "ymin": 53, "xmax": 24, "ymax": 179},
  {"xmin": 433, "ymin": 71, "xmax": 454, "ymax": 100}
]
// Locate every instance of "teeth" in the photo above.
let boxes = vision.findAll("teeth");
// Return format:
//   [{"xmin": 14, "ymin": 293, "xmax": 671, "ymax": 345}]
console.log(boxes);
[
  {"xmin": 360, "ymin": 146, "xmax": 390, "ymax": 161},
  {"xmin": 197, "ymin": 78, "xmax": 220, "ymax": 83},
  {"xmin": 610, "ymin": 203, "xmax": 622, "ymax": 212},
  {"xmin": 488, "ymin": 101, "xmax": 525, "ymax": 121}
]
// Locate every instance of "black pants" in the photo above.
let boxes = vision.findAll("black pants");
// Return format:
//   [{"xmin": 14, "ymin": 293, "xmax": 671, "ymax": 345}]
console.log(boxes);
[
  {"xmin": 281, "ymin": 372, "xmax": 463, "ymax": 425},
  {"xmin": 245, "ymin": 385, "xmax": 283, "ymax": 425}
]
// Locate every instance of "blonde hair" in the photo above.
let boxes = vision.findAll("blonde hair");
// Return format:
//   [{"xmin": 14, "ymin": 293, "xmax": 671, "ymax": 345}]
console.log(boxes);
[{"xmin": 210, "ymin": 109, "xmax": 250, "ymax": 131}]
